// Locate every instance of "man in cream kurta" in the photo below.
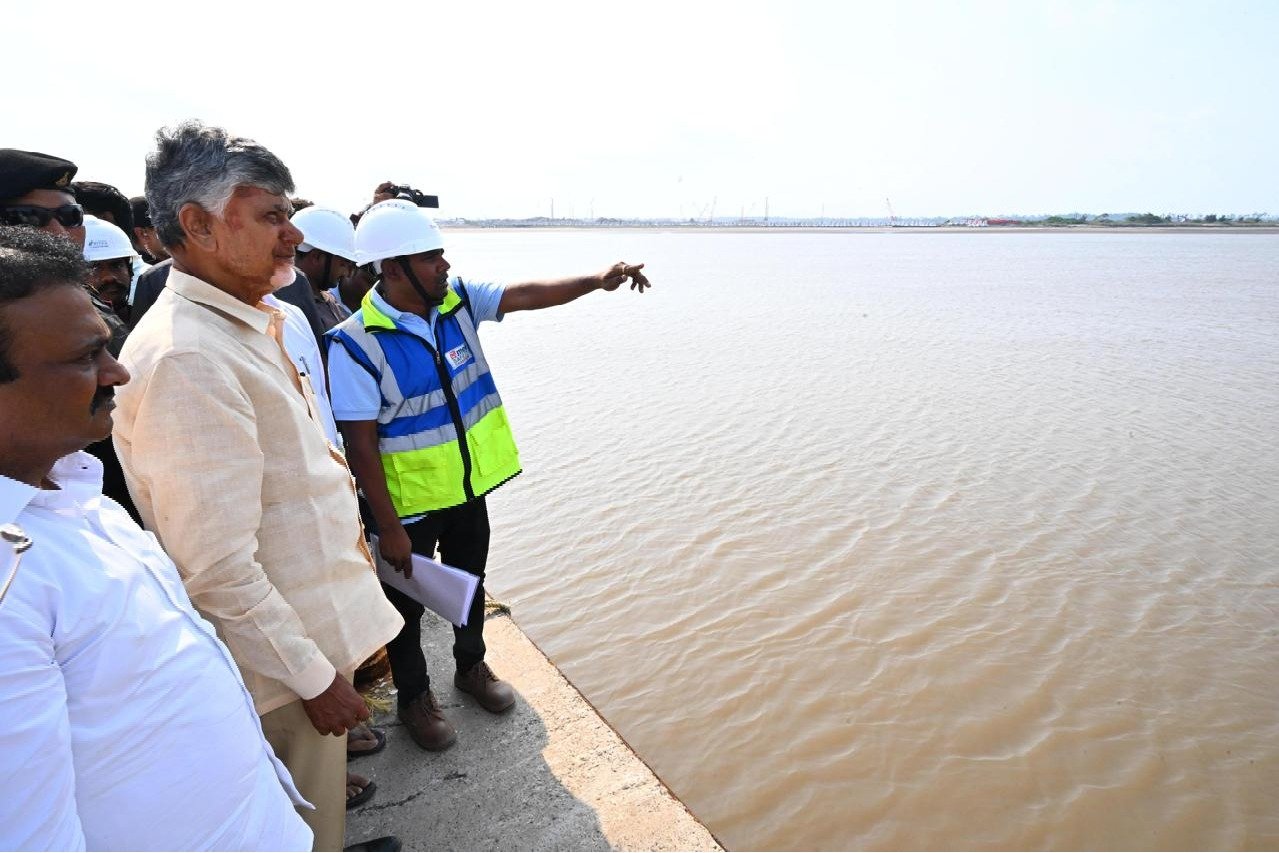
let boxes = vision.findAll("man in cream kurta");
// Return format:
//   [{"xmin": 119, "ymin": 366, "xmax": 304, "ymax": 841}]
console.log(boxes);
[{"xmin": 113, "ymin": 121, "xmax": 402, "ymax": 853}]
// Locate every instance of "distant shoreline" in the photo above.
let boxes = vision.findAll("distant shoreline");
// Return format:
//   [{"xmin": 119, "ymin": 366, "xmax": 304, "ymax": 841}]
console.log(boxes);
[{"xmin": 446, "ymin": 224, "xmax": 1279, "ymax": 235}]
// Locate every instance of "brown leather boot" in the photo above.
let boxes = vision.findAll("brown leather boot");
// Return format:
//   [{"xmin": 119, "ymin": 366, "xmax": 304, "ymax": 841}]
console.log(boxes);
[
  {"xmin": 397, "ymin": 690, "xmax": 456, "ymax": 751},
  {"xmin": 454, "ymin": 661, "xmax": 516, "ymax": 713}
]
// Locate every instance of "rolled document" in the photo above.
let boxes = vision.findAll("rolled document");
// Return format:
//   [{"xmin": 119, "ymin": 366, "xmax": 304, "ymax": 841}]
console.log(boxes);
[{"xmin": 372, "ymin": 543, "xmax": 480, "ymax": 627}]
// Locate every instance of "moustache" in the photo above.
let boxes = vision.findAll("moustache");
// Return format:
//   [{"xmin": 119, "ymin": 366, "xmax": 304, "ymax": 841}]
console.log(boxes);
[{"xmin": 90, "ymin": 387, "xmax": 115, "ymax": 414}]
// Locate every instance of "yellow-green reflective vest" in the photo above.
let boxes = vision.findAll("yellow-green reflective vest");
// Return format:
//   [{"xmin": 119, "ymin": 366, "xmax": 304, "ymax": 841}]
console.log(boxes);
[{"xmin": 326, "ymin": 285, "xmax": 521, "ymax": 516}]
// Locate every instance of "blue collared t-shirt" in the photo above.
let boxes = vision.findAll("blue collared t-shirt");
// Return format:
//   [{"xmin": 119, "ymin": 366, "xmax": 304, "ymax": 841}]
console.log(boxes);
[{"xmin": 326, "ymin": 279, "xmax": 505, "ymax": 422}]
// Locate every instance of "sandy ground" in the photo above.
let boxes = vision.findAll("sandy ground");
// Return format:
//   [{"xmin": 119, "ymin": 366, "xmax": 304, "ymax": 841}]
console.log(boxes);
[{"xmin": 344, "ymin": 609, "xmax": 722, "ymax": 852}]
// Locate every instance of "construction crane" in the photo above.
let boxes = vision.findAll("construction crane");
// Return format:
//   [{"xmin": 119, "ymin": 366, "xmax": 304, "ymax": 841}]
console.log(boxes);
[
  {"xmin": 885, "ymin": 197, "xmax": 897, "ymax": 226},
  {"xmin": 695, "ymin": 196, "xmax": 718, "ymax": 223}
]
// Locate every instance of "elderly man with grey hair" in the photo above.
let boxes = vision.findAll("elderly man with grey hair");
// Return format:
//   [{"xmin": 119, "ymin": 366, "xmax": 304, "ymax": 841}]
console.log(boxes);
[{"xmin": 112, "ymin": 121, "xmax": 403, "ymax": 853}]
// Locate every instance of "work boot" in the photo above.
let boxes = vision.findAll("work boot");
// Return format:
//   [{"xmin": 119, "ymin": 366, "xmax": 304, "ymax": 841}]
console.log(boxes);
[
  {"xmin": 454, "ymin": 661, "xmax": 516, "ymax": 713},
  {"xmin": 397, "ymin": 690, "xmax": 456, "ymax": 751}
]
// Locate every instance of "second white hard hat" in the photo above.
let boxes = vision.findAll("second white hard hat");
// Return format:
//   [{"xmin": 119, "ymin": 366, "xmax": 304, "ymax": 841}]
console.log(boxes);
[
  {"xmin": 354, "ymin": 199, "xmax": 444, "ymax": 267},
  {"xmin": 82, "ymin": 215, "xmax": 136, "ymax": 262},
  {"xmin": 291, "ymin": 206, "xmax": 358, "ymax": 262}
]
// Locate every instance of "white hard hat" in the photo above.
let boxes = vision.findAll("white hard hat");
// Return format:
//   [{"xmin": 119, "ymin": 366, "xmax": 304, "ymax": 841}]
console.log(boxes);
[
  {"xmin": 354, "ymin": 199, "xmax": 444, "ymax": 267},
  {"xmin": 82, "ymin": 215, "xmax": 136, "ymax": 262},
  {"xmin": 291, "ymin": 206, "xmax": 357, "ymax": 262}
]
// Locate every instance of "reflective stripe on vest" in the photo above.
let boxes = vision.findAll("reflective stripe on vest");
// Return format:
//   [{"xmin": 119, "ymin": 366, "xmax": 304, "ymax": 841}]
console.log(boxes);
[{"xmin": 326, "ymin": 284, "xmax": 521, "ymax": 516}]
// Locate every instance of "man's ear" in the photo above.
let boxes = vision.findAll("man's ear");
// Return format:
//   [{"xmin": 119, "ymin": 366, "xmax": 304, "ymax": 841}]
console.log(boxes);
[{"xmin": 177, "ymin": 202, "xmax": 217, "ymax": 251}]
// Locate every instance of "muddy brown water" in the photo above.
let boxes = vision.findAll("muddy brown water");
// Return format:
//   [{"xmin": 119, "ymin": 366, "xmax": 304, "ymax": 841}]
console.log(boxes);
[{"xmin": 438, "ymin": 229, "xmax": 1279, "ymax": 850}]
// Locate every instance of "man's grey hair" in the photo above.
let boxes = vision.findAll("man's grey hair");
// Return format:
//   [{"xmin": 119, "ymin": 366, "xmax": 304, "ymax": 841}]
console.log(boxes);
[{"xmin": 145, "ymin": 121, "xmax": 295, "ymax": 248}]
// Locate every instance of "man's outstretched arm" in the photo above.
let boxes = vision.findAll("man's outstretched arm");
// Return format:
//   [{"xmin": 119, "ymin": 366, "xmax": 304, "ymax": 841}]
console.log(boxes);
[{"xmin": 498, "ymin": 262, "xmax": 651, "ymax": 314}]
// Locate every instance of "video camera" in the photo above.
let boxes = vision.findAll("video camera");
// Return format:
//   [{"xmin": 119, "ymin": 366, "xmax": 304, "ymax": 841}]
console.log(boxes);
[{"xmin": 385, "ymin": 185, "xmax": 439, "ymax": 209}]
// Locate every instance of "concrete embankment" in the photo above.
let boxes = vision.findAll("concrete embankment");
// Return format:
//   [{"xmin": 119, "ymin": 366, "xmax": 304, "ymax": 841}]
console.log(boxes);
[{"xmin": 345, "ymin": 608, "xmax": 723, "ymax": 851}]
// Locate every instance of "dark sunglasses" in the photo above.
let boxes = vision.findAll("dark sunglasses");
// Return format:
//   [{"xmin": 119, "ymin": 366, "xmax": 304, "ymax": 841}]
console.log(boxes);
[{"xmin": 0, "ymin": 203, "xmax": 85, "ymax": 229}]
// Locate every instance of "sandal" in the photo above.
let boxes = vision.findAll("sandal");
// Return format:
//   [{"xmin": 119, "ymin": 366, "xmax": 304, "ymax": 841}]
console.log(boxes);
[
  {"xmin": 347, "ymin": 724, "xmax": 387, "ymax": 759},
  {"xmin": 347, "ymin": 772, "xmax": 377, "ymax": 810}
]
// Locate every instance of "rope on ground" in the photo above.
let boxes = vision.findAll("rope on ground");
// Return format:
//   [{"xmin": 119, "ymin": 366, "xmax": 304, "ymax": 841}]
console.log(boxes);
[
  {"xmin": 363, "ymin": 692, "xmax": 392, "ymax": 714},
  {"xmin": 484, "ymin": 594, "xmax": 511, "ymax": 618}
]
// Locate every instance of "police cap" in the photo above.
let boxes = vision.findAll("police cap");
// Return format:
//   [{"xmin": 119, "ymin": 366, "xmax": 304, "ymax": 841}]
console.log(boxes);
[{"xmin": 0, "ymin": 149, "xmax": 78, "ymax": 202}]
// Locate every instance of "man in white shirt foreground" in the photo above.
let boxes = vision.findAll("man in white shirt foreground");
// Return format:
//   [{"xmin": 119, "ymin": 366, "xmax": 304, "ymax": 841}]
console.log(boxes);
[{"xmin": 0, "ymin": 225, "xmax": 313, "ymax": 850}]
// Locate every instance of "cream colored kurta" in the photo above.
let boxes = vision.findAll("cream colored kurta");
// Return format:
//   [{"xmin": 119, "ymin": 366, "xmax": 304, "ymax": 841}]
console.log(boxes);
[{"xmin": 114, "ymin": 268, "xmax": 402, "ymax": 715}]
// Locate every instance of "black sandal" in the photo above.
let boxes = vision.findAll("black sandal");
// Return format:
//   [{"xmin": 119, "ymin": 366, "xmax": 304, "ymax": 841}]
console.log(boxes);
[
  {"xmin": 347, "ymin": 725, "xmax": 387, "ymax": 759},
  {"xmin": 347, "ymin": 775, "xmax": 377, "ymax": 810}
]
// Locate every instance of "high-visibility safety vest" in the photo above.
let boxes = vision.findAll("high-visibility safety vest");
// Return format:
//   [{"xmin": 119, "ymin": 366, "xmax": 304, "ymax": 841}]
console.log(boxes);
[{"xmin": 326, "ymin": 284, "xmax": 521, "ymax": 517}]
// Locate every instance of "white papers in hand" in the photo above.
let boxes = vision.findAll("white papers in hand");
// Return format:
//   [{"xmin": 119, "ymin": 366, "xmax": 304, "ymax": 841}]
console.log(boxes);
[{"xmin": 375, "ymin": 550, "xmax": 480, "ymax": 627}]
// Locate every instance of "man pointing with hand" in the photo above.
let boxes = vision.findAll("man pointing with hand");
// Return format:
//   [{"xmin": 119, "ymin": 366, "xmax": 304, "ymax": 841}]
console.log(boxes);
[{"xmin": 326, "ymin": 199, "xmax": 649, "ymax": 752}]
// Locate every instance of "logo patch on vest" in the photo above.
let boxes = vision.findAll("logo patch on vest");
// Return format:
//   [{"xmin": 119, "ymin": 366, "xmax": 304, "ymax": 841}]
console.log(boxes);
[{"xmin": 444, "ymin": 343, "xmax": 473, "ymax": 370}]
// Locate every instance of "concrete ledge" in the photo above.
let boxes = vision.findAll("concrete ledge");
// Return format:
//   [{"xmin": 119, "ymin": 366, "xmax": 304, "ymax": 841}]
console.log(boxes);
[{"xmin": 345, "ymin": 610, "xmax": 722, "ymax": 852}]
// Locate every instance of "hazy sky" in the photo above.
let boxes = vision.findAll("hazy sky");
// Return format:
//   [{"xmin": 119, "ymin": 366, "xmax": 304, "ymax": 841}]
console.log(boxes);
[{"xmin": 4, "ymin": 0, "xmax": 1274, "ymax": 219}]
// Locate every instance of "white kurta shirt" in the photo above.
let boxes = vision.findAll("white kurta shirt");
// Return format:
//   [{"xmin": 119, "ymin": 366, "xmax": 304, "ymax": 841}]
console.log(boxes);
[{"xmin": 0, "ymin": 453, "xmax": 313, "ymax": 851}]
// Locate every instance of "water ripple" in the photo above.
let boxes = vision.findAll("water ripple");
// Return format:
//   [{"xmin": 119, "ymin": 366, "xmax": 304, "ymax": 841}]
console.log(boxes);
[{"xmin": 476, "ymin": 231, "xmax": 1279, "ymax": 850}]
